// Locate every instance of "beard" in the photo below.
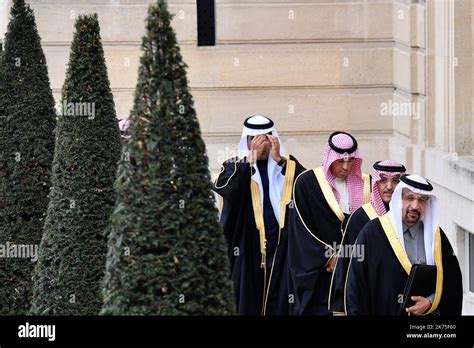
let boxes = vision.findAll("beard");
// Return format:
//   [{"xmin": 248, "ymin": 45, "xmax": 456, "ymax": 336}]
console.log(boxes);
[{"xmin": 405, "ymin": 208, "xmax": 421, "ymax": 224}]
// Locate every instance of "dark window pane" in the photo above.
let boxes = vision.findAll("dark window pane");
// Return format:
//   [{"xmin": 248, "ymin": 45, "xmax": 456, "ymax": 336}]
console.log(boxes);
[
  {"xmin": 197, "ymin": 0, "xmax": 215, "ymax": 46},
  {"xmin": 470, "ymin": 233, "xmax": 474, "ymax": 292}
]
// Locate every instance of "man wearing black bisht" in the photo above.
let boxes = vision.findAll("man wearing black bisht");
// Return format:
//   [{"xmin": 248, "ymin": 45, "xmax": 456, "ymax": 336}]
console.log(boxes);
[
  {"xmin": 213, "ymin": 115, "xmax": 305, "ymax": 315},
  {"xmin": 287, "ymin": 131, "xmax": 371, "ymax": 315},
  {"xmin": 345, "ymin": 174, "xmax": 463, "ymax": 315},
  {"xmin": 328, "ymin": 159, "xmax": 406, "ymax": 314}
]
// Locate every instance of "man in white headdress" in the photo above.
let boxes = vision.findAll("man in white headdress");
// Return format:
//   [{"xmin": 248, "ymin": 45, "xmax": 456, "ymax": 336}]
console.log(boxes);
[
  {"xmin": 345, "ymin": 174, "xmax": 463, "ymax": 315},
  {"xmin": 213, "ymin": 115, "xmax": 305, "ymax": 315}
]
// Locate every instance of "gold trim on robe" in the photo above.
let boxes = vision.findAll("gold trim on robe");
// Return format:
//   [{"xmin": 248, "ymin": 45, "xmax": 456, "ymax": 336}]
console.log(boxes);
[
  {"xmin": 262, "ymin": 157, "xmax": 297, "ymax": 315},
  {"xmin": 361, "ymin": 202, "xmax": 379, "ymax": 221},
  {"xmin": 362, "ymin": 173, "xmax": 371, "ymax": 204},
  {"xmin": 278, "ymin": 158, "xmax": 296, "ymax": 230},
  {"xmin": 313, "ymin": 167, "xmax": 345, "ymax": 222},
  {"xmin": 425, "ymin": 228, "xmax": 443, "ymax": 315},
  {"xmin": 250, "ymin": 157, "xmax": 297, "ymax": 270},
  {"xmin": 379, "ymin": 214, "xmax": 415, "ymax": 275},
  {"xmin": 343, "ymin": 242, "xmax": 357, "ymax": 315},
  {"xmin": 293, "ymin": 169, "xmax": 334, "ymax": 249},
  {"xmin": 250, "ymin": 173, "xmax": 268, "ymax": 316},
  {"xmin": 250, "ymin": 178, "xmax": 266, "ymax": 269},
  {"xmin": 213, "ymin": 159, "xmax": 238, "ymax": 190}
]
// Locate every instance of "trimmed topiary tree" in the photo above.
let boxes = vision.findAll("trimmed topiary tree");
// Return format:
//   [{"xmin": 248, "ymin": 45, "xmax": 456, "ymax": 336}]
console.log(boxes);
[
  {"xmin": 0, "ymin": 0, "xmax": 56, "ymax": 315},
  {"xmin": 30, "ymin": 14, "xmax": 121, "ymax": 315},
  {"xmin": 0, "ymin": 39, "xmax": 4, "ymax": 115},
  {"xmin": 101, "ymin": 0, "xmax": 235, "ymax": 315},
  {"xmin": 0, "ymin": 40, "xmax": 4, "ymax": 80}
]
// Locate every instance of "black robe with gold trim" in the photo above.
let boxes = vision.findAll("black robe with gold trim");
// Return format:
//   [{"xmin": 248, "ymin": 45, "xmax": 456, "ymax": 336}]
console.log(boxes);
[
  {"xmin": 213, "ymin": 155, "xmax": 305, "ymax": 315},
  {"xmin": 328, "ymin": 202, "xmax": 378, "ymax": 313},
  {"xmin": 345, "ymin": 215, "xmax": 463, "ymax": 316},
  {"xmin": 287, "ymin": 168, "xmax": 371, "ymax": 316}
]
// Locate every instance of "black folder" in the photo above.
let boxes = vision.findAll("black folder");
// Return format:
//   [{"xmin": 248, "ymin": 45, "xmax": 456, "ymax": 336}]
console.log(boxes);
[{"xmin": 401, "ymin": 264, "xmax": 437, "ymax": 308}]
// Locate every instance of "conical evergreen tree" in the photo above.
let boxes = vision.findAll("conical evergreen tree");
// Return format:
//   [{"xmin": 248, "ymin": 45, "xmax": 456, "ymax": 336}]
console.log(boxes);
[
  {"xmin": 30, "ymin": 14, "xmax": 121, "ymax": 315},
  {"xmin": 0, "ymin": 40, "xmax": 4, "ymax": 114},
  {"xmin": 101, "ymin": 0, "xmax": 234, "ymax": 315},
  {"xmin": 0, "ymin": 0, "xmax": 56, "ymax": 315},
  {"xmin": 0, "ymin": 40, "xmax": 4, "ymax": 80}
]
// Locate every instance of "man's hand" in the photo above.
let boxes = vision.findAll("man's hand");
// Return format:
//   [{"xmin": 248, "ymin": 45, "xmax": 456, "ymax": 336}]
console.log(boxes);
[
  {"xmin": 325, "ymin": 255, "xmax": 336, "ymax": 273},
  {"xmin": 267, "ymin": 135, "xmax": 282, "ymax": 163},
  {"xmin": 406, "ymin": 296, "xmax": 432, "ymax": 316},
  {"xmin": 248, "ymin": 135, "xmax": 268, "ymax": 164}
]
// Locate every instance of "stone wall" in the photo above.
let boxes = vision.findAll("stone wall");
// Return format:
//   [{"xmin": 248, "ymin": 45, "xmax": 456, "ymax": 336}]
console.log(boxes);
[{"xmin": 1, "ymin": 0, "xmax": 473, "ymax": 314}]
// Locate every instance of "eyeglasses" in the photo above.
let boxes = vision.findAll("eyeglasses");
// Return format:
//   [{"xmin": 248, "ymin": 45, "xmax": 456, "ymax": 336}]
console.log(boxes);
[{"xmin": 402, "ymin": 195, "xmax": 430, "ymax": 204}]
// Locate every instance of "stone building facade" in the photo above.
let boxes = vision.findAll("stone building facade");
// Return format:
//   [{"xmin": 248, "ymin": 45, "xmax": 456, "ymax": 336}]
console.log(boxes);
[{"xmin": 1, "ymin": 0, "xmax": 473, "ymax": 314}]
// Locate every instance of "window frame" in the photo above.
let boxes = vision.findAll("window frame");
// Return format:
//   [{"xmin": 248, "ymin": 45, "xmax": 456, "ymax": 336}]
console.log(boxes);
[{"xmin": 465, "ymin": 230, "xmax": 474, "ymax": 298}]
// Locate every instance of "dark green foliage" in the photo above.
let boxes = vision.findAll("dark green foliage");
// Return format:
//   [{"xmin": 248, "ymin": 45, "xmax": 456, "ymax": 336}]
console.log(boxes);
[
  {"xmin": 101, "ymin": 0, "xmax": 235, "ymax": 315},
  {"xmin": 30, "ymin": 14, "xmax": 121, "ymax": 315},
  {"xmin": 0, "ymin": 40, "xmax": 4, "ymax": 81},
  {"xmin": 0, "ymin": 0, "xmax": 56, "ymax": 315},
  {"xmin": 0, "ymin": 39, "xmax": 4, "ymax": 117}
]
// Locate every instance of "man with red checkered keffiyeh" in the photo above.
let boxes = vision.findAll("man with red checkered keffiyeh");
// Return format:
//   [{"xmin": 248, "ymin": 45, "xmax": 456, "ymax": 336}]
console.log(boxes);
[
  {"xmin": 328, "ymin": 160, "xmax": 406, "ymax": 315},
  {"xmin": 287, "ymin": 131, "xmax": 371, "ymax": 315}
]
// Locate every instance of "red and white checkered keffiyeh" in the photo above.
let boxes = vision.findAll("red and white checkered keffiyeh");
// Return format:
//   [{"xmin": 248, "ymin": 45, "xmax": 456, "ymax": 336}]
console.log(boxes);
[
  {"xmin": 370, "ymin": 160, "xmax": 406, "ymax": 216},
  {"xmin": 321, "ymin": 132, "xmax": 364, "ymax": 213}
]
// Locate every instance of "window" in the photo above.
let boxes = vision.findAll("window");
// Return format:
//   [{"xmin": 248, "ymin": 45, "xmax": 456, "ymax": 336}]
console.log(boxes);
[{"xmin": 197, "ymin": 0, "xmax": 215, "ymax": 46}]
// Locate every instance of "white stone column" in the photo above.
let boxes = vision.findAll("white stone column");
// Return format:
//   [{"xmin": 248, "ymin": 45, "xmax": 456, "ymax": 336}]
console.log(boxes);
[{"xmin": 453, "ymin": 0, "xmax": 472, "ymax": 156}]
